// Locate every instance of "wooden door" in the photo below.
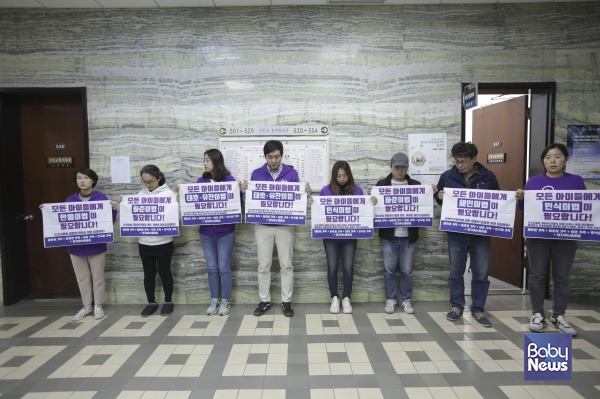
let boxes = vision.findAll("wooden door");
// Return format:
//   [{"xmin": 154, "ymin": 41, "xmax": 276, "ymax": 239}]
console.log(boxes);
[
  {"xmin": 472, "ymin": 96, "xmax": 527, "ymax": 288},
  {"xmin": 20, "ymin": 93, "xmax": 86, "ymax": 296}
]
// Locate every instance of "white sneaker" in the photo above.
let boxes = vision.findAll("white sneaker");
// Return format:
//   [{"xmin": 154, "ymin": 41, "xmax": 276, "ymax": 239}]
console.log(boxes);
[
  {"xmin": 528, "ymin": 313, "xmax": 545, "ymax": 332},
  {"xmin": 384, "ymin": 299, "xmax": 397, "ymax": 314},
  {"xmin": 72, "ymin": 307, "xmax": 92, "ymax": 322},
  {"xmin": 400, "ymin": 299, "xmax": 414, "ymax": 314},
  {"xmin": 330, "ymin": 296, "xmax": 340, "ymax": 314},
  {"xmin": 94, "ymin": 305, "xmax": 104, "ymax": 320},
  {"xmin": 341, "ymin": 297, "xmax": 353, "ymax": 314},
  {"xmin": 550, "ymin": 315, "xmax": 577, "ymax": 336}
]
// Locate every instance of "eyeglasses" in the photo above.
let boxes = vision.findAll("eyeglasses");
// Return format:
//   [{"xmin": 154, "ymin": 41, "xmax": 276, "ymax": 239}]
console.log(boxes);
[
  {"xmin": 142, "ymin": 179, "xmax": 157, "ymax": 185},
  {"xmin": 453, "ymin": 159, "xmax": 471, "ymax": 166}
]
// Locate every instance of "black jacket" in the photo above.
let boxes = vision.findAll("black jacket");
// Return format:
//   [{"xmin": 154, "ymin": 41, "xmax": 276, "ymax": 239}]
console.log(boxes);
[
  {"xmin": 376, "ymin": 173, "xmax": 420, "ymax": 244},
  {"xmin": 433, "ymin": 162, "xmax": 500, "ymax": 205}
]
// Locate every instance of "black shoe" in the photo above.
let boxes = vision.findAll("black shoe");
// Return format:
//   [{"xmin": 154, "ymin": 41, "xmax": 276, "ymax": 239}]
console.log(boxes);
[
  {"xmin": 282, "ymin": 301, "xmax": 294, "ymax": 317},
  {"xmin": 254, "ymin": 301, "xmax": 271, "ymax": 316},
  {"xmin": 161, "ymin": 302, "xmax": 174, "ymax": 316},
  {"xmin": 141, "ymin": 303, "xmax": 158, "ymax": 317}
]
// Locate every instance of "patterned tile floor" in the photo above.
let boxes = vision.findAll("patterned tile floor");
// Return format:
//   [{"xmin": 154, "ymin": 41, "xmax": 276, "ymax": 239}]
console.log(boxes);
[{"xmin": 0, "ymin": 295, "xmax": 599, "ymax": 399}]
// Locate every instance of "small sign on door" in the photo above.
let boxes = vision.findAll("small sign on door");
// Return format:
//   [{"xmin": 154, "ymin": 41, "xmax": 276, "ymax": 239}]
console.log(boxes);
[
  {"xmin": 487, "ymin": 153, "xmax": 506, "ymax": 164},
  {"xmin": 47, "ymin": 157, "xmax": 74, "ymax": 168}
]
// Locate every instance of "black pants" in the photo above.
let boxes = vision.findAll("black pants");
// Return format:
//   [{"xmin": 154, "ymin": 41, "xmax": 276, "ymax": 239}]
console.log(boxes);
[{"xmin": 139, "ymin": 243, "xmax": 174, "ymax": 303}]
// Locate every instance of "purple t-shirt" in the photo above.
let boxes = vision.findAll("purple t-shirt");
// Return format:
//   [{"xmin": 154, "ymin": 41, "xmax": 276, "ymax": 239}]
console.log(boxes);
[{"xmin": 518, "ymin": 173, "xmax": 586, "ymax": 211}]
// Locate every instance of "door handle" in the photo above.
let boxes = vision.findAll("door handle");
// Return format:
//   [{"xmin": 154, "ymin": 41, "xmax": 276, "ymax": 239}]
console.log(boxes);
[{"xmin": 17, "ymin": 214, "xmax": 34, "ymax": 221}]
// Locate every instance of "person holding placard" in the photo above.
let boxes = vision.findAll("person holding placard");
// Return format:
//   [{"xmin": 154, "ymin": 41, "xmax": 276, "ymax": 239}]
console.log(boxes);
[
  {"xmin": 516, "ymin": 143, "xmax": 586, "ymax": 335},
  {"xmin": 368, "ymin": 153, "xmax": 421, "ymax": 315},
  {"xmin": 40, "ymin": 168, "xmax": 117, "ymax": 322},
  {"xmin": 118, "ymin": 165, "xmax": 177, "ymax": 317},
  {"xmin": 433, "ymin": 142, "xmax": 499, "ymax": 327},
  {"xmin": 241, "ymin": 140, "xmax": 311, "ymax": 318},
  {"xmin": 317, "ymin": 161, "xmax": 377, "ymax": 314},
  {"xmin": 195, "ymin": 149, "xmax": 241, "ymax": 316}
]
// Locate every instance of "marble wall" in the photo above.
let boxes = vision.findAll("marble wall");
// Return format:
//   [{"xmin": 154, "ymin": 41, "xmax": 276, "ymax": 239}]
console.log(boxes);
[{"xmin": 0, "ymin": 4, "xmax": 599, "ymax": 305}]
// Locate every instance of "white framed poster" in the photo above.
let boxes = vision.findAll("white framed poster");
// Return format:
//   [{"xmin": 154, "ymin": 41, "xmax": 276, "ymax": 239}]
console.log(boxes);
[{"xmin": 220, "ymin": 137, "xmax": 329, "ymax": 191}]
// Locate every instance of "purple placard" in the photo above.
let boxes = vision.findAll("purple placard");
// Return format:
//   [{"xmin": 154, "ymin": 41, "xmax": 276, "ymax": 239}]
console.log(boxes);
[
  {"xmin": 245, "ymin": 213, "xmax": 306, "ymax": 225},
  {"xmin": 44, "ymin": 232, "xmax": 114, "ymax": 248},
  {"xmin": 440, "ymin": 189, "xmax": 516, "ymax": 239},
  {"xmin": 524, "ymin": 190, "xmax": 600, "ymax": 242},
  {"xmin": 120, "ymin": 195, "xmax": 180, "ymax": 237},
  {"xmin": 312, "ymin": 228, "xmax": 373, "ymax": 239},
  {"xmin": 121, "ymin": 226, "xmax": 179, "ymax": 236},
  {"xmin": 373, "ymin": 185, "xmax": 434, "ymax": 228},
  {"xmin": 440, "ymin": 221, "xmax": 513, "ymax": 238},
  {"xmin": 182, "ymin": 213, "xmax": 242, "ymax": 226},
  {"xmin": 245, "ymin": 182, "xmax": 308, "ymax": 226}
]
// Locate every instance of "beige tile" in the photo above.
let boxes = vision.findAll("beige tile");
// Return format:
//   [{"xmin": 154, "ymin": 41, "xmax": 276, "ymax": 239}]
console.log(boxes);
[
  {"xmin": 356, "ymin": 388, "xmax": 384, "ymax": 399},
  {"xmin": 309, "ymin": 363, "xmax": 331, "ymax": 375},
  {"xmin": 330, "ymin": 362, "xmax": 353, "ymax": 375},
  {"xmin": 405, "ymin": 387, "xmax": 433, "ymax": 399}
]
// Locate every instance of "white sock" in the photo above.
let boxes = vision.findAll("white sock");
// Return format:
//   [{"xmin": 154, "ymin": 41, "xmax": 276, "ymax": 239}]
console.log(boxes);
[{"xmin": 84, "ymin": 305, "xmax": 92, "ymax": 311}]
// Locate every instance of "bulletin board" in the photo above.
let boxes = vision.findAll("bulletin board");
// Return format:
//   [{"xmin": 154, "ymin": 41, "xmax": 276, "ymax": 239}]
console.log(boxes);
[{"xmin": 219, "ymin": 137, "xmax": 330, "ymax": 190}]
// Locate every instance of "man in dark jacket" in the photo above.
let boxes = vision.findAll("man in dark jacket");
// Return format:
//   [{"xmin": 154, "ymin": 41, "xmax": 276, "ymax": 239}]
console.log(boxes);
[
  {"xmin": 369, "ymin": 152, "xmax": 420, "ymax": 314},
  {"xmin": 433, "ymin": 142, "xmax": 500, "ymax": 327}
]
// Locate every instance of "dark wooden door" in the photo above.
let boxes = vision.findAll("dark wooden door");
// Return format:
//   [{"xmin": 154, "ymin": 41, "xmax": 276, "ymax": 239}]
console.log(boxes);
[
  {"xmin": 20, "ymin": 94, "xmax": 86, "ymax": 296},
  {"xmin": 0, "ymin": 94, "xmax": 30, "ymax": 304},
  {"xmin": 472, "ymin": 96, "xmax": 527, "ymax": 288}
]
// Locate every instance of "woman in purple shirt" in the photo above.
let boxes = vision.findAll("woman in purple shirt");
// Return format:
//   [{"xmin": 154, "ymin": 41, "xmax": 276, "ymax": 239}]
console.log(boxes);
[
  {"xmin": 316, "ymin": 161, "xmax": 377, "ymax": 314},
  {"xmin": 41, "ymin": 168, "xmax": 117, "ymax": 322},
  {"xmin": 196, "ymin": 149, "xmax": 242, "ymax": 316},
  {"xmin": 516, "ymin": 143, "xmax": 586, "ymax": 336}
]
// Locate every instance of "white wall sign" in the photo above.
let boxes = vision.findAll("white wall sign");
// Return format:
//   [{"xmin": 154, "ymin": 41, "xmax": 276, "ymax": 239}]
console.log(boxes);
[{"xmin": 219, "ymin": 137, "xmax": 330, "ymax": 191}]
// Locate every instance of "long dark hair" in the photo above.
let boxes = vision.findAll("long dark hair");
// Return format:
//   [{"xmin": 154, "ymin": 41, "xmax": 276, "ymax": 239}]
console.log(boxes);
[
  {"xmin": 329, "ymin": 161, "xmax": 356, "ymax": 196},
  {"xmin": 73, "ymin": 167, "xmax": 98, "ymax": 188},
  {"xmin": 140, "ymin": 165, "xmax": 166, "ymax": 186},
  {"xmin": 541, "ymin": 143, "xmax": 569, "ymax": 173},
  {"xmin": 202, "ymin": 149, "xmax": 231, "ymax": 182}
]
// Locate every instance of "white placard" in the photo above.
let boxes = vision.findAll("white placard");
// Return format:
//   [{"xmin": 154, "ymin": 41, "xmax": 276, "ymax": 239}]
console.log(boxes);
[
  {"xmin": 440, "ymin": 188, "xmax": 516, "ymax": 239},
  {"xmin": 524, "ymin": 190, "xmax": 600, "ymax": 242},
  {"xmin": 120, "ymin": 195, "xmax": 179, "ymax": 237},
  {"xmin": 372, "ymin": 185, "xmax": 434, "ymax": 228},
  {"xmin": 179, "ymin": 183, "xmax": 242, "ymax": 226},
  {"xmin": 110, "ymin": 156, "xmax": 131, "ymax": 184},
  {"xmin": 245, "ymin": 181, "xmax": 308, "ymax": 225},
  {"xmin": 408, "ymin": 133, "xmax": 447, "ymax": 175},
  {"xmin": 311, "ymin": 195, "xmax": 374, "ymax": 239},
  {"xmin": 42, "ymin": 201, "xmax": 114, "ymax": 248}
]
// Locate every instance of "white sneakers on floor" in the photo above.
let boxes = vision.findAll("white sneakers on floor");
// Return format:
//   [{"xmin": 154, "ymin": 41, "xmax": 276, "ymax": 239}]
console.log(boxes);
[
  {"xmin": 72, "ymin": 305, "xmax": 104, "ymax": 322},
  {"xmin": 72, "ymin": 307, "xmax": 92, "ymax": 322},
  {"xmin": 93, "ymin": 305, "xmax": 104, "ymax": 320},
  {"xmin": 341, "ymin": 297, "xmax": 353, "ymax": 314},
  {"xmin": 400, "ymin": 299, "xmax": 414, "ymax": 314},
  {"xmin": 330, "ymin": 296, "xmax": 352, "ymax": 314},
  {"xmin": 384, "ymin": 299, "xmax": 398, "ymax": 314},
  {"xmin": 330, "ymin": 296, "xmax": 340, "ymax": 314}
]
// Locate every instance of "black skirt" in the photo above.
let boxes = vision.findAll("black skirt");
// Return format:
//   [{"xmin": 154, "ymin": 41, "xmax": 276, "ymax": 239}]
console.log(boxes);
[{"xmin": 138, "ymin": 241, "xmax": 174, "ymax": 257}]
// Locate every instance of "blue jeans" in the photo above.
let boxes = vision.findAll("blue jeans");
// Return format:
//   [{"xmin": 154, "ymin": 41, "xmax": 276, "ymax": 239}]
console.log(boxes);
[
  {"xmin": 200, "ymin": 232, "xmax": 235, "ymax": 299},
  {"xmin": 323, "ymin": 239, "xmax": 357, "ymax": 298},
  {"xmin": 381, "ymin": 237, "xmax": 415, "ymax": 302},
  {"xmin": 447, "ymin": 232, "xmax": 490, "ymax": 314}
]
